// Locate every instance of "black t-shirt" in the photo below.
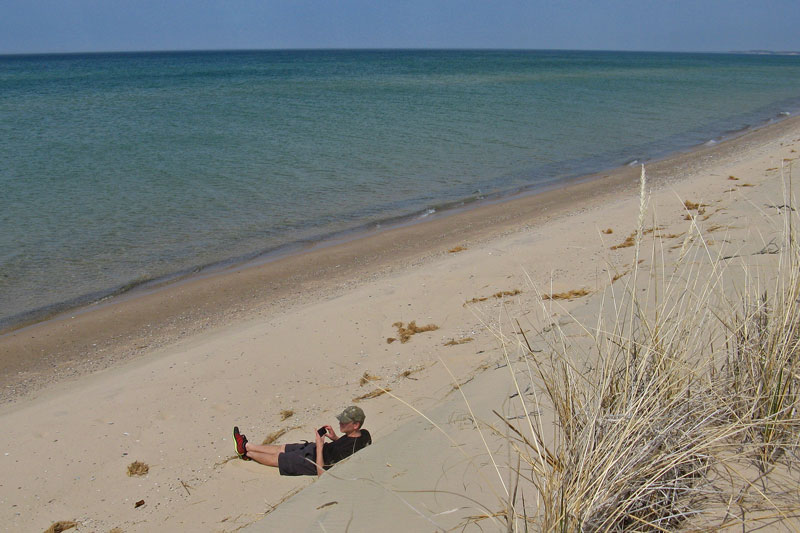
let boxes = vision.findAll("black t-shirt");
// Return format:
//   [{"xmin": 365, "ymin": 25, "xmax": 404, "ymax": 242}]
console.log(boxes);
[{"xmin": 322, "ymin": 429, "xmax": 371, "ymax": 469}]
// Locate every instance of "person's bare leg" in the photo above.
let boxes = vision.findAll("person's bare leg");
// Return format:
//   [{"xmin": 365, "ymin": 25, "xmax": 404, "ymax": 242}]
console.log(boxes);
[
  {"xmin": 246, "ymin": 442, "xmax": 286, "ymax": 455},
  {"xmin": 245, "ymin": 442, "xmax": 286, "ymax": 467}
]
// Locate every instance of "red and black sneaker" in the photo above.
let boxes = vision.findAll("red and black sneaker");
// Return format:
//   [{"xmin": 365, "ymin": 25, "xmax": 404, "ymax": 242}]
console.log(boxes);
[{"xmin": 233, "ymin": 426, "xmax": 250, "ymax": 460}]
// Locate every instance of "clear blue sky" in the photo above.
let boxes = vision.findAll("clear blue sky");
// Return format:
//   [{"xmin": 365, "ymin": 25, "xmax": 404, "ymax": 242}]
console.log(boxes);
[{"xmin": 2, "ymin": 0, "xmax": 799, "ymax": 55}]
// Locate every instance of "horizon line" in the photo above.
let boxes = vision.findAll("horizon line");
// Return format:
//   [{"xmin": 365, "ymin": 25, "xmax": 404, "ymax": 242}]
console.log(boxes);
[{"xmin": 3, "ymin": 46, "xmax": 794, "ymax": 58}]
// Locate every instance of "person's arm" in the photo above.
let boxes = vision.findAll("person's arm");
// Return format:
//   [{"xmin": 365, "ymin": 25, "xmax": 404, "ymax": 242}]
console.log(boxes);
[{"xmin": 314, "ymin": 430, "xmax": 325, "ymax": 476}]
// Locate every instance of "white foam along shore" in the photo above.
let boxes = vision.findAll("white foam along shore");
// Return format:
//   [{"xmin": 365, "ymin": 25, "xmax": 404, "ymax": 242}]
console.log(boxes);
[{"xmin": 1, "ymin": 116, "xmax": 799, "ymax": 531}]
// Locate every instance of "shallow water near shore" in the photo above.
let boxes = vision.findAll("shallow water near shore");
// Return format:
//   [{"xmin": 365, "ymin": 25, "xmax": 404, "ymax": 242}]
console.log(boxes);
[{"xmin": 2, "ymin": 49, "xmax": 800, "ymax": 329}]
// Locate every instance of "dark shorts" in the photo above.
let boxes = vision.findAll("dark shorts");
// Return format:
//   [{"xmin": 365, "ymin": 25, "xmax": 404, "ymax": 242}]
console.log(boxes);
[{"xmin": 278, "ymin": 442, "xmax": 318, "ymax": 476}]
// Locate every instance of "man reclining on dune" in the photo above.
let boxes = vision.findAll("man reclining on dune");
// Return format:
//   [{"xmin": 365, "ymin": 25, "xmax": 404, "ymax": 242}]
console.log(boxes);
[{"xmin": 233, "ymin": 405, "xmax": 371, "ymax": 476}]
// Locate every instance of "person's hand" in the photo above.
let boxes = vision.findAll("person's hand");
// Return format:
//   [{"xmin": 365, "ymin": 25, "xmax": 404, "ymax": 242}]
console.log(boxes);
[
  {"xmin": 324, "ymin": 425, "xmax": 338, "ymax": 440},
  {"xmin": 315, "ymin": 428, "xmax": 324, "ymax": 446}
]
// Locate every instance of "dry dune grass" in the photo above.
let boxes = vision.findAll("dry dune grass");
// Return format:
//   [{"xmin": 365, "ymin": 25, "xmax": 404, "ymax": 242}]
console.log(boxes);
[
  {"xmin": 461, "ymin": 166, "xmax": 800, "ymax": 531},
  {"xmin": 448, "ymin": 245, "xmax": 467, "ymax": 253},
  {"xmin": 386, "ymin": 320, "xmax": 439, "ymax": 344},
  {"xmin": 126, "ymin": 461, "xmax": 149, "ymax": 477}
]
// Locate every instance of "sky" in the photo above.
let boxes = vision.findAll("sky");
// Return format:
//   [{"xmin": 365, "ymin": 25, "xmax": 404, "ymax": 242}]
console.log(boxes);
[{"xmin": 2, "ymin": 0, "xmax": 800, "ymax": 55}]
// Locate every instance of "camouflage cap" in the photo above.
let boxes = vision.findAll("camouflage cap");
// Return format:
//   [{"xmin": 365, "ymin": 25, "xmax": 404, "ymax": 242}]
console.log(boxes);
[{"xmin": 336, "ymin": 405, "xmax": 366, "ymax": 424}]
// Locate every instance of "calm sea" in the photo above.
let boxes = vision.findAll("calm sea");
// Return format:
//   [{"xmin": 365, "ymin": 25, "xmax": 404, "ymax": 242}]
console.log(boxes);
[{"xmin": 2, "ymin": 50, "xmax": 800, "ymax": 330}]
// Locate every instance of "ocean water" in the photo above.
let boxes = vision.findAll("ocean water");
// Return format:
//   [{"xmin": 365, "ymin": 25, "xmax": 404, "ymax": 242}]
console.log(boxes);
[{"xmin": 2, "ymin": 49, "xmax": 800, "ymax": 330}]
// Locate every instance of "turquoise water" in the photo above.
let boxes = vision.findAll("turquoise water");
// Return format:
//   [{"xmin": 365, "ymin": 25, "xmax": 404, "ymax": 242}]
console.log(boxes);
[{"xmin": 2, "ymin": 50, "xmax": 800, "ymax": 329}]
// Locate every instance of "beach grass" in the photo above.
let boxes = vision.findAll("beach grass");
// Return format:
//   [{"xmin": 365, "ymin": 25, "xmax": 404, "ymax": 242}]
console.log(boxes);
[{"xmin": 475, "ymin": 165, "xmax": 800, "ymax": 531}]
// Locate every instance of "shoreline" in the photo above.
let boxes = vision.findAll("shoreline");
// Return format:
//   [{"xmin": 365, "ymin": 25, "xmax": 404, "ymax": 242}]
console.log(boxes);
[
  {"xmin": 2, "ymin": 114, "xmax": 800, "ymax": 404},
  {"xmin": 2, "ymin": 109, "xmax": 798, "ymax": 532},
  {"xmin": 3, "ymin": 111, "xmax": 796, "ymax": 335}
]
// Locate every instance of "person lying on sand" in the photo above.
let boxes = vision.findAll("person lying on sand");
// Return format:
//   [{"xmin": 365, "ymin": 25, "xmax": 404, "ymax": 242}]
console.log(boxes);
[{"xmin": 232, "ymin": 405, "xmax": 371, "ymax": 476}]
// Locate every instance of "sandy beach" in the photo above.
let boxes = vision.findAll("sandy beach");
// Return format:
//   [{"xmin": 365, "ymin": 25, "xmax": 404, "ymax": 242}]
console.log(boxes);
[{"xmin": 2, "ymin": 116, "xmax": 799, "ymax": 532}]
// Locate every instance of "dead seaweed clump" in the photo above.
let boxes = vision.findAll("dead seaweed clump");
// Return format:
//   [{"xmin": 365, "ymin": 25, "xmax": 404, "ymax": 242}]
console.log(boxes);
[
  {"xmin": 543, "ymin": 288, "xmax": 590, "ymax": 301},
  {"xmin": 611, "ymin": 270, "xmax": 628, "ymax": 283},
  {"xmin": 448, "ymin": 245, "xmax": 467, "ymax": 253},
  {"xmin": 602, "ymin": 228, "xmax": 613, "ymax": 234},
  {"xmin": 493, "ymin": 289, "xmax": 521, "ymax": 298},
  {"xmin": 610, "ymin": 232, "xmax": 636, "ymax": 249},
  {"xmin": 386, "ymin": 320, "xmax": 439, "ymax": 344},
  {"xmin": 465, "ymin": 289, "xmax": 521, "ymax": 305},
  {"xmin": 399, "ymin": 366, "xmax": 424, "ymax": 379},
  {"xmin": 126, "ymin": 461, "xmax": 149, "ymax": 477},
  {"xmin": 44, "ymin": 521, "xmax": 77, "ymax": 533},
  {"xmin": 353, "ymin": 388, "xmax": 390, "ymax": 402},
  {"xmin": 359, "ymin": 371, "xmax": 381, "ymax": 386},
  {"xmin": 444, "ymin": 337, "xmax": 474, "ymax": 346},
  {"xmin": 279, "ymin": 409, "xmax": 294, "ymax": 420},
  {"xmin": 683, "ymin": 200, "xmax": 708, "ymax": 211},
  {"xmin": 262, "ymin": 427, "xmax": 298, "ymax": 445}
]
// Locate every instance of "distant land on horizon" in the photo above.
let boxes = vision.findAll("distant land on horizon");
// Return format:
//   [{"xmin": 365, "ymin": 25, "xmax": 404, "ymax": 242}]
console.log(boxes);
[
  {"xmin": 737, "ymin": 50, "xmax": 800, "ymax": 56},
  {"xmin": 4, "ymin": 47, "xmax": 800, "ymax": 58}
]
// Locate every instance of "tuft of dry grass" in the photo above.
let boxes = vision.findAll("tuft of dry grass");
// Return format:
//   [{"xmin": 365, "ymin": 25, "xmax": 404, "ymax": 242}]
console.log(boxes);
[
  {"xmin": 279, "ymin": 409, "xmax": 294, "ymax": 421},
  {"xmin": 387, "ymin": 320, "xmax": 439, "ymax": 344},
  {"xmin": 602, "ymin": 228, "xmax": 613, "ymax": 234},
  {"xmin": 444, "ymin": 337, "xmax": 474, "ymax": 346},
  {"xmin": 728, "ymin": 175, "xmax": 739, "ymax": 180},
  {"xmin": 449, "ymin": 245, "xmax": 467, "ymax": 253},
  {"xmin": 542, "ymin": 288, "xmax": 590, "ymax": 300},
  {"xmin": 738, "ymin": 182, "xmax": 755, "ymax": 187},
  {"xmin": 44, "ymin": 522, "xmax": 77, "ymax": 533},
  {"xmin": 353, "ymin": 388, "xmax": 390, "ymax": 402},
  {"xmin": 126, "ymin": 461, "xmax": 149, "ymax": 477}
]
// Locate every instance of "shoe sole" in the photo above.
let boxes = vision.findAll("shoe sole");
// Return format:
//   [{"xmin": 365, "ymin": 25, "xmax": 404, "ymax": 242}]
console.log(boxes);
[{"xmin": 233, "ymin": 426, "xmax": 243, "ymax": 458}]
